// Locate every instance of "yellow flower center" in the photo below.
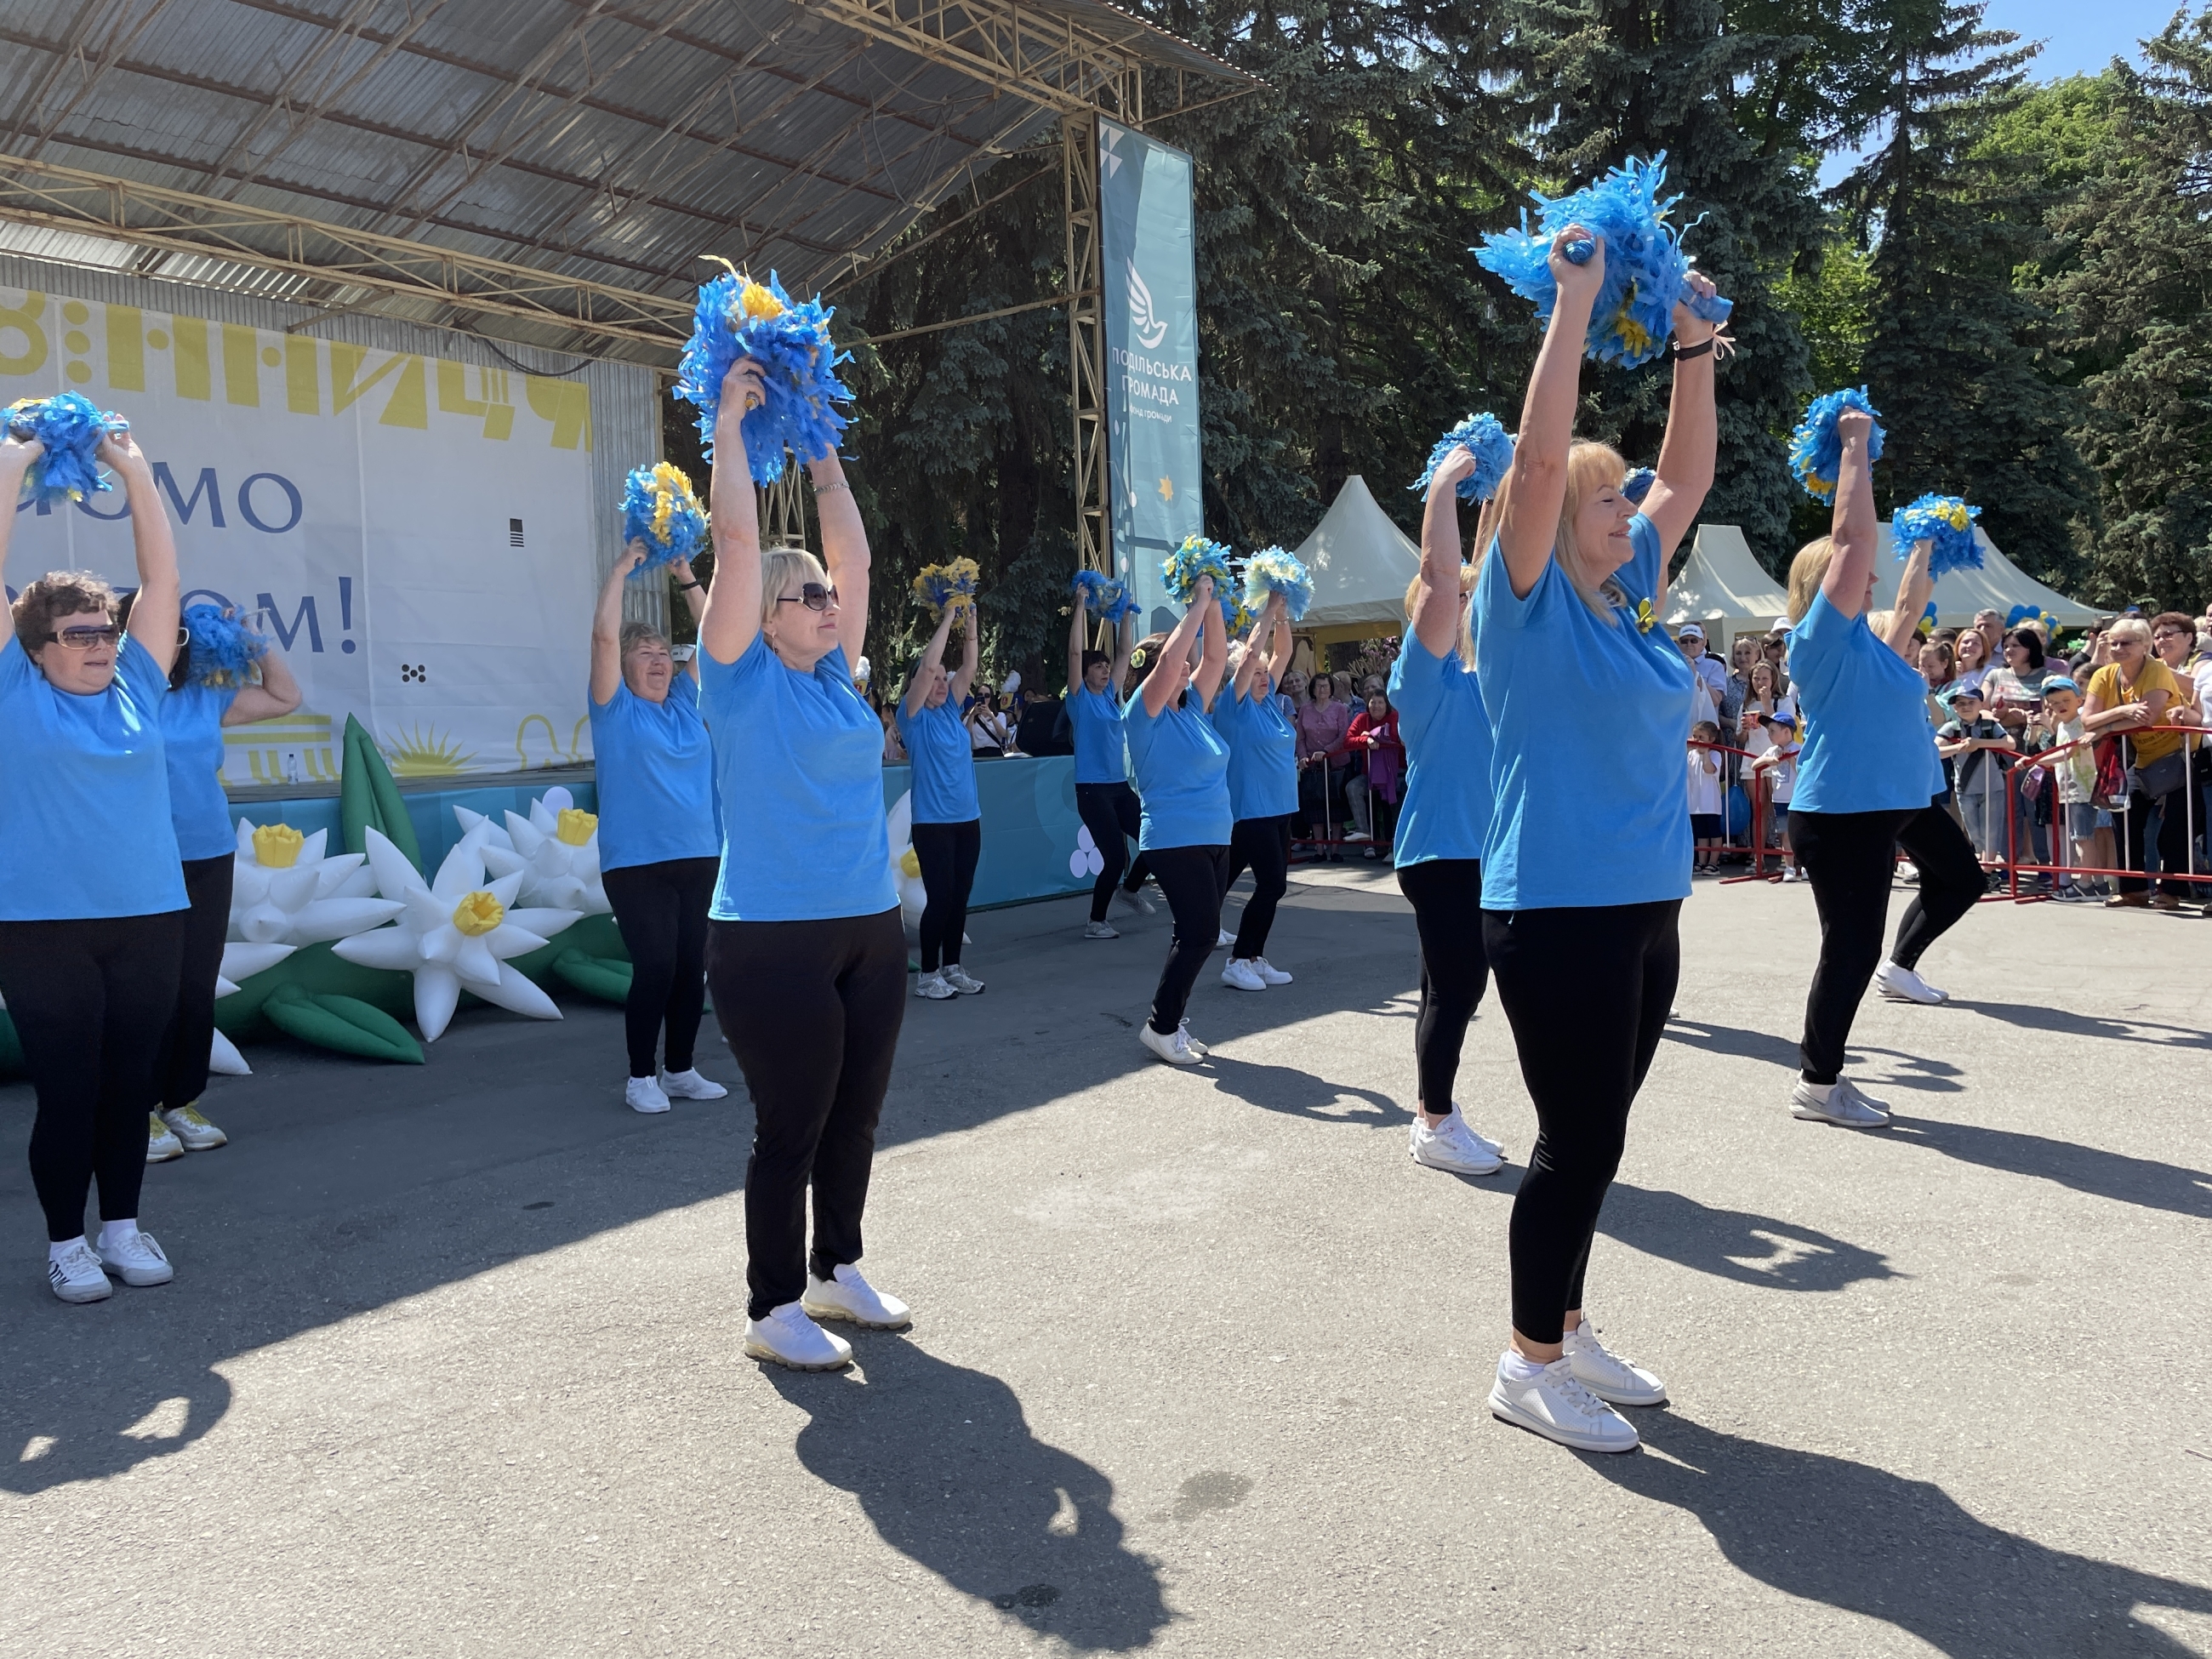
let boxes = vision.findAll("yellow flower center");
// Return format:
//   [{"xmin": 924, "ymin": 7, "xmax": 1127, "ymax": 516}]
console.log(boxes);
[
  {"xmin": 253, "ymin": 823, "xmax": 305, "ymax": 868},
  {"xmin": 737, "ymin": 279, "xmax": 784, "ymax": 322},
  {"xmin": 556, "ymin": 807, "xmax": 598, "ymax": 847},
  {"xmin": 898, "ymin": 847, "xmax": 922, "ymax": 879},
  {"xmin": 1941, "ymin": 503, "xmax": 1970, "ymax": 529},
  {"xmin": 451, "ymin": 891, "xmax": 505, "ymax": 937}
]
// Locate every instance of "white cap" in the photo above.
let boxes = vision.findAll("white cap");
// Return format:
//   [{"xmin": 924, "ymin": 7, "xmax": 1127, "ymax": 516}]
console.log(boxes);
[{"xmin": 1675, "ymin": 622, "xmax": 1705, "ymax": 641}]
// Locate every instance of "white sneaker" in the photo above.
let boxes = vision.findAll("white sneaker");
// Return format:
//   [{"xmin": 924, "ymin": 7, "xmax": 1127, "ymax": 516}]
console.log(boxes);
[
  {"xmin": 146, "ymin": 1112, "xmax": 184, "ymax": 1164},
  {"xmin": 940, "ymin": 965, "xmax": 985, "ymax": 995},
  {"xmin": 1343, "ymin": 830, "xmax": 1373, "ymax": 843},
  {"xmin": 660, "ymin": 1068, "xmax": 727, "ymax": 1101},
  {"xmin": 1790, "ymin": 1077, "xmax": 1890, "ymax": 1127},
  {"xmin": 48, "ymin": 1240, "xmax": 111, "ymax": 1303},
  {"xmin": 1488, "ymin": 1355, "xmax": 1639, "ymax": 1452},
  {"xmin": 94, "ymin": 1229, "xmax": 173, "ymax": 1287},
  {"xmin": 1782, "ymin": 866, "xmax": 1805, "ymax": 882},
  {"xmin": 1214, "ymin": 928, "xmax": 1235, "ymax": 949},
  {"xmin": 915, "ymin": 971, "xmax": 957, "ymax": 1001},
  {"xmin": 1875, "ymin": 961, "xmax": 1947, "ymax": 1005},
  {"xmin": 1562, "ymin": 1321, "xmax": 1667, "ymax": 1406},
  {"xmin": 161, "ymin": 1103, "xmax": 226, "ymax": 1150},
  {"xmin": 1251, "ymin": 957, "xmax": 1293, "ymax": 985},
  {"xmin": 1180, "ymin": 1019, "xmax": 1209, "ymax": 1058},
  {"xmin": 1083, "ymin": 920, "xmax": 1120, "ymax": 939},
  {"xmin": 1221, "ymin": 957, "xmax": 1267, "ymax": 992},
  {"xmin": 1139, "ymin": 1022, "xmax": 1202, "ymax": 1066},
  {"xmin": 744, "ymin": 1301, "xmax": 853, "ymax": 1371},
  {"xmin": 1112, "ymin": 888, "xmax": 1154, "ymax": 917},
  {"xmin": 1410, "ymin": 1109, "xmax": 1504, "ymax": 1175},
  {"xmin": 801, "ymin": 1263, "xmax": 913, "ymax": 1330},
  {"xmin": 625, "ymin": 1075, "xmax": 671, "ymax": 1115}
]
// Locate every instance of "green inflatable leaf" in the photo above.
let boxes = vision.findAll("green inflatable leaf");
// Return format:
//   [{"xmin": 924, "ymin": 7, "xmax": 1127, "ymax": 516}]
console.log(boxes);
[
  {"xmin": 263, "ymin": 983, "xmax": 425, "ymax": 1064},
  {"xmin": 339, "ymin": 715, "xmax": 423, "ymax": 871},
  {"xmin": 551, "ymin": 949, "xmax": 633, "ymax": 1005}
]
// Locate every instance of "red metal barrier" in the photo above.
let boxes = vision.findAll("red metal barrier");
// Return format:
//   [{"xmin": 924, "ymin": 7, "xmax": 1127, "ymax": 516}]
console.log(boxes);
[{"xmin": 1982, "ymin": 722, "xmax": 2206, "ymax": 902}]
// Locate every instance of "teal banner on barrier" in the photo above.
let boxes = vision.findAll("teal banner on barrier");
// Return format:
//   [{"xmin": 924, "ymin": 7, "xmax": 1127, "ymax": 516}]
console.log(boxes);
[
  {"xmin": 882, "ymin": 756, "xmax": 1093, "ymax": 909},
  {"xmin": 1099, "ymin": 118, "xmax": 1202, "ymax": 631}
]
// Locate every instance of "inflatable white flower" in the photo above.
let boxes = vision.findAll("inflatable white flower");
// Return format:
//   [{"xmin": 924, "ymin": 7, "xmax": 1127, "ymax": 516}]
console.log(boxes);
[
  {"xmin": 885, "ymin": 790, "xmax": 927, "ymax": 934},
  {"xmin": 453, "ymin": 787, "xmax": 611, "ymax": 915},
  {"xmin": 228, "ymin": 822, "xmax": 404, "ymax": 946},
  {"xmin": 333, "ymin": 828, "xmax": 583, "ymax": 1041}
]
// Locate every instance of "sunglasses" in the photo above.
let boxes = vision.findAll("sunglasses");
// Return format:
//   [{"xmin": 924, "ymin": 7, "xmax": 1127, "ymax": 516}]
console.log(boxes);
[
  {"xmin": 775, "ymin": 582, "xmax": 839, "ymax": 613},
  {"xmin": 52, "ymin": 624, "xmax": 121, "ymax": 649}
]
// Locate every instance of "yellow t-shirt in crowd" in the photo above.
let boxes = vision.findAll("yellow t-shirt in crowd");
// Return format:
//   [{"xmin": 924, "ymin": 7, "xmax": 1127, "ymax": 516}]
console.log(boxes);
[{"xmin": 2087, "ymin": 659, "xmax": 2186, "ymax": 764}]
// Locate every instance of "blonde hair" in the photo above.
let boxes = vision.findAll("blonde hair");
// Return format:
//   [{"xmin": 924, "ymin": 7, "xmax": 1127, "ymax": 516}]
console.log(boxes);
[
  {"xmin": 2108, "ymin": 617, "xmax": 2152, "ymax": 647},
  {"xmin": 1401, "ymin": 562, "xmax": 1478, "ymax": 669},
  {"xmin": 1786, "ymin": 537, "xmax": 1834, "ymax": 626},
  {"xmin": 758, "ymin": 546, "xmax": 830, "ymax": 630},
  {"xmin": 1555, "ymin": 442, "xmax": 1629, "ymax": 622}
]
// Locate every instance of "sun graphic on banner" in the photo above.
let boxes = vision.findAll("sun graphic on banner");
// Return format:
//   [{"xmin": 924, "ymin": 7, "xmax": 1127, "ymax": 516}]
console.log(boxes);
[
  {"xmin": 1158, "ymin": 476, "xmax": 1174, "ymax": 502},
  {"xmin": 382, "ymin": 724, "xmax": 475, "ymax": 777}
]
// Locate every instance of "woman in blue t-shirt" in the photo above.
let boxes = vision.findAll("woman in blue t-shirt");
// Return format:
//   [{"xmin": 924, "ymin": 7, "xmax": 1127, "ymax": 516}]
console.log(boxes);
[
  {"xmin": 1124, "ymin": 573, "xmax": 1231, "ymax": 1066},
  {"xmin": 1474, "ymin": 228, "xmax": 1720, "ymax": 1455},
  {"xmin": 1065, "ymin": 583, "xmax": 1154, "ymax": 937},
  {"xmin": 589, "ymin": 538, "xmax": 726, "ymax": 1117},
  {"xmin": 0, "ymin": 421, "xmax": 191, "ymax": 1304},
  {"xmin": 1781, "ymin": 408, "xmax": 1983, "ymax": 1128},
  {"xmin": 898, "ymin": 594, "xmax": 985, "ymax": 1001},
  {"xmin": 1211, "ymin": 591, "xmax": 1297, "ymax": 991},
  {"xmin": 694, "ymin": 359, "xmax": 908, "ymax": 1375}
]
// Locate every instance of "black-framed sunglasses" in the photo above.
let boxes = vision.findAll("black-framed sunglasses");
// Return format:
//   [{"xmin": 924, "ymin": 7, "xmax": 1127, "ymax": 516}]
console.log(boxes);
[
  {"xmin": 776, "ymin": 582, "xmax": 839, "ymax": 613},
  {"xmin": 53, "ymin": 624, "xmax": 121, "ymax": 649}
]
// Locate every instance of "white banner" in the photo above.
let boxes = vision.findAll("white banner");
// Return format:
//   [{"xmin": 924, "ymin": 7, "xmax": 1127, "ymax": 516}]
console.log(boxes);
[{"xmin": 2, "ymin": 281, "xmax": 600, "ymax": 784}]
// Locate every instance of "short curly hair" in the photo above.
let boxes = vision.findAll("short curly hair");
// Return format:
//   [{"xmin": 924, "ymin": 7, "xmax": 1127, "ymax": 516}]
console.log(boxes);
[{"xmin": 11, "ymin": 571, "xmax": 117, "ymax": 651}]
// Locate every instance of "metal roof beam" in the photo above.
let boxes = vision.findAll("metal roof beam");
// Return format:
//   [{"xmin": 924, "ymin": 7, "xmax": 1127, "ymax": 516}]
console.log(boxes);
[
  {"xmin": 796, "ymin": 0, "xmax": 1137, "ymax": 117},
  {"xmin": 3, "ymin": 0, "xmax": 180, "ymax": 161}
]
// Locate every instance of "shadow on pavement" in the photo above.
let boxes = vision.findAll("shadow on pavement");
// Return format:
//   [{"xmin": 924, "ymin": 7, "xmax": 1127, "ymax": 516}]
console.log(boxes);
[
  {"xmin": 1949, "ymin": 998, "xmax": 2212, "ymax": 1052},
  {"xmin": 1202, "ymin": 1055, "xmax": 1403, "ymax": 1125},
  {"xmin": 1594, "ymin": 1411, "xmax": 2212, "ymax": 1656},
  {"xmin": 1599, "ymin": 1182, "xmax": 1901, "ymax": 1293},
  {"xmin": 1884, "ymin": 1118, "xmax": 2212, "ymax": 1221},
  {"xmin": 767, "ymin": 1337, "xmax": 1172, "ymax": 1653}
]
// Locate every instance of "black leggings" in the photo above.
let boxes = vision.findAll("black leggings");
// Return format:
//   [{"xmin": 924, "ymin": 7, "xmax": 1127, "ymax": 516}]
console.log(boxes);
[
  {"xmin": 1221, "ymin": 814, "xmax": 1291, "ymax": 960},
  {"xmin": 157, "ymin": 855, "xmax": 234, "ymax": 1112},
  {"xmin": 2118, "ymin": 784, "xmax": 2198, "ymax": 896},
  {"xmin": 1395, "ymin": 859, "xmax": 1489, "ymax": 1113},
  {"xmin": 1891, "ymin": 802, "xmax": 1984, "ymax": 969},
  {"xmin": 1075, "ymin": 782, "xmax": 1151, "ymax": 922},
  {"xmin": 707, "ymin": 909, "xmax": 906, "ymax": 1320},
  {"xmin": 604, "ymin": 858, "xmax": 718, "ymax": 1079},
  {"xmin": 910, "ymin": 818, "xmax": 981, "ymax": 972},
  {"xmin": 1483, "ymin": 901, "xmax": 1679, "ymax": 1344},
  {"xmin": 0, "ymin": 911, "xmax": 185, "ymax": 1240},
  {"xmin": 1146, "ymin": 845, "xmax": 1228, "ymax": 1035}
]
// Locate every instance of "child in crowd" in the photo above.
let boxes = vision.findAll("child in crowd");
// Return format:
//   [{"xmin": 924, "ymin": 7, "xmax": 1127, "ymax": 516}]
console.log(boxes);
[
  {"xmin": 1687, "ymin": 720, "xmax": 1725, "ymax": 873},
  {"xmin": 1937, "ymin": 685, "xmax": 2016, "ymax": 873},
  {"xmin": 2026, "ymin": 677, "xmax": 2104, "ymax": 899},
  {"xmin": 1747, "ymin": 710, "xmax": 1803, "ymax": 881}
]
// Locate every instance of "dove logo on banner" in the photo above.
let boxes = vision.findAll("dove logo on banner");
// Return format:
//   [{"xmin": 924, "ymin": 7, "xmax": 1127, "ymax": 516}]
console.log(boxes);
[{"xmin": 1127, "ymin": 262, "xmax": 1169, "ymax": 351}]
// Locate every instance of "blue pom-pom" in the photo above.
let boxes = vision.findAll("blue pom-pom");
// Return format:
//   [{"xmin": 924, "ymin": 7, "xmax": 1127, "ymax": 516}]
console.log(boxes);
[
  {"xmin": 1219, "ymin": 590, "xmax": 1257, "ymax": 636},
  {"xmin": 672, "ymin": 268, "xmax": 853, "ymax": 486},
  {"xmin": 1412, "ymin": 413, "xmax": 1515, "ymax": 503},
  {"xmin": 1161, "ymin": 535, "xmax": 1234, "ymax": 605},
  {"xmin": 619, "ymin": 461, "xmax": 709, "ymax": 573},
  {"xmin": 1622, "ymin": 468, "xmax": 1656, "ymax": 505},
  {"xmin": 1241, "ymin": 545, "xmax": 1313, "ymax": 623},
  {"xmin": 6, "ymin": 392, "xmax": 128, "ymax": 505},
  {"xmin": 1473, "ymin": 154, "xmax": 1729, "ymax": 368},
  {"xmin": 182, "ymin": 602, "xmax": 268, "ymax": 689},
  {"xmin": 912, "ymin": 557, "xmax": 980, "ymax": 619},
  {"xmin": 1071, "ymin": 567, "xmax": 1137, "ymax": 624},
  {"xmin": 1892, "ymin": 493, "xmax": 1982, "ymax": 576},
  {"xmin": 1788, "ymin": 388, "xmax": 1885, "ymax": 502}
]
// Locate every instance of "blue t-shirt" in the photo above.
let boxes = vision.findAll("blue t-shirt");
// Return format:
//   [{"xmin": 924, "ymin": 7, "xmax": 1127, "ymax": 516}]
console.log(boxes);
[
  {"xmin": 895, "ymin": 698, "xmax": 980, "ymax": 824},
  {"xmin": 0, "ymin": 632, "xmax": 187, "ymax": 921},
  {"xmin": 1067, "ymin": 685, "xmax": 1127, "ymax": 785},
  {"xmin": 588, "ymin": 674, "xmax": 720, "ymax": 873},
  {"xmin": 1474, "ymin": 515, "xmax": 1697, "ymax": 909},
  {"xmin": 697, "ymin": 635, "xmax": 895, "ymax": 921},
  {"xmin": 1123, "ymin": 687, "xmax": 1232, "ymax": 850},
  {"xmin": 1209, "ymin": 681, "xmax": 1297, "ymax": 822},
  {"xmin": 161, "ymin": 680, "xmax": 239, "ymax": 861},
  {"xmin": 1388, "ymin": 632, "xmax": 1495, "ymax": 866},
  {"xmin": 1785, "ymin": 588, "xmax": 1948, "ymax": 813}
]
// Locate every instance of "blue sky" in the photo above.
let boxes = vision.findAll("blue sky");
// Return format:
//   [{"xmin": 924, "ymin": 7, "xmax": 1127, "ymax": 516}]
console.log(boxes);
[{"xmin": 1986, "ymin": 0, "xmax": 2177, "ymax": 78}]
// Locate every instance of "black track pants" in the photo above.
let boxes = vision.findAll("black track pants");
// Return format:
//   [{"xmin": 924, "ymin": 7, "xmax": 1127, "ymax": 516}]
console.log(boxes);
[
  {"xmin": 2118, "ymin": 784, "xmax": 2198, "ymax": 896},
  {"xmin": 1222, "ymin": 814, "xmax": 1291, "ymax": 960},
  {"xmin": 157, "ymin": 855, "xmax": 234, "ymax": 1111},
  {"xmin": 1395, "ymin": 858, "xmax": 1488, "ymax": 1113},
  {"xmin": 604, "ymin": 857, "xmax": 719, "ymax": 1078},
  {"xmin": 1891, "ymin": 803, "xmax": 1983, "ymax": 969},
  {"xmin": 1483, "ymin": 900, "xmax": 1679, "ymax": 1345},
  {"xmin": 910, "ymin": 818, "xmax": 982, "ymax": 972},
  {"xmin": 1145, "ymin": 845, "xmax": 1228, "ymax": 1035},
  {"xmin": 0, "ymin": 911, "xmax": 186, "ymax": 1240},
  {"xmin": 1075, "ymin": 782, "xmax": 1151, "ymax": 921},
  {"xmin": 707, "ymin": 909, "xmax": 906, "ymax": 1320},
  {"xmin": 1791, "ymin": 807, "xmax": 1916, "ymax": 1086}
]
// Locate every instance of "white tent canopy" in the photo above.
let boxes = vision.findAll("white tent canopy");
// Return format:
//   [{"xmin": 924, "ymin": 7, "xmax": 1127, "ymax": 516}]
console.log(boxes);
[
  {"xmin": 1665, "ymin": 524, "xmax": 1789, "ymax": 647},
  {"xmin": 1291, "ymin": 474, "xmax": 1422, "ymax": 641},
  {"xmin": 1867, "ymin": 523, "xmax": 2101, "ymax": 629}
]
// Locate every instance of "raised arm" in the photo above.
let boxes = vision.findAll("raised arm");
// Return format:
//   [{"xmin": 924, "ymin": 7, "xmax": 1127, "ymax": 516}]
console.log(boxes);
[
  {"xmin": 698, "ymin": 361, "xmax": 767, "ymax": 667},
  {"xmin": 1495, "ymin": 226, "xmax": 1603, "ymax": 598},
  {"xmin": 1882, "ymin": 539, "xmax": 1934, "ymax": 660},
  {"xmin": 670, "ymin": 554, "xmax": 709, "ymax": 626},
  {"xmin": 1416, "ymin": 448, "xmax": 1477, "ymax": 656},
  {"xmin": 1638, "ymin": 272, "xmax": 1721, "ymax": 558},
  {"xmin": 1110, "ymin": 609, "xmax": 1137, "ymax": 698},
  {"xmin": 811, "ymin": 450, "xmax": 869, "ymax": 665},
  {"xmin": 1191, "ymin": 579, "xmax": 1229, "ymax": 709},
  {"xmin": 225, "ymin": 638, "xmax": 301, "ymax": 725},
  {"xmin": 1232, "ymin": 594, "xmax": 1284, "ymax": 700},
  {"xmin": 1819, "ymin": 408, "xmax": 1880, "ymax": 622},
  {"xmin": 904, "ymin": 604, "xmax": 957, "ymax": 719},
  {"xmin": 1141, "ymin": 579, "xmax": 1211, "ymax": 719},
  {"xmin": 591, "ymin": 543, "xmax": 648, "ymax": 704},
  {"xmin": 1067, "ymin": 588, "xmax": 1090, "ymax": 696},
  {"xmin": 948, "ymin": 599, "xmax": 982, "ymax": 707},
  {"xmin": 0, "ymin": 431, "xmax": 41, "ymax": 633},
  {"xmin": 107, "ymin": 432, "xmax": 180, "ymax": 674}
]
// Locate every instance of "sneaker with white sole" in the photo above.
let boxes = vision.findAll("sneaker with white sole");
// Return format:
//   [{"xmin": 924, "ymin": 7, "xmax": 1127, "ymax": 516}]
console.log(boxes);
[
  {"xmin": 1875, "ymin": 961, "xmax": 1947, "ymax": 1005},
  {"xmin": 1410, "ymin": 1109, "xmax": 1504, "ymax": 1175},
  {"xmin": 1251, "ymin": 958, "xmax": 1293, "ymax": 985},
  {"xmin": 1221, "ymin": 958, "xmax": 1267, "ymax": 992},
  {"xmin": 1112, "ymin": 888, "xmax": 1154, "ymax": 918},
  {"xmin": 625, "ymin": 1075, "xmax": 671, "ymax": 1115},
  {"xmin": 94, "ymin": 1229, "xmax": 173, "ymax": 1287},
  {"xmin": 1790, "ymin": 1077, "xmax": 1890, "ymax": 1127},
  {"xmin": 660, "ymin": 1068, "xmax": 727, "ymax": 1101},
  {"xmin": 1488, "ymin": 1355, "xmax": 1639, "ymax": 1452},
  {"xmin": 1343, "ymin": 830, "xmax": 1373, "ymax": 843},
  {"xmin": 1214, "ymin": 928, "xmax": 1235, "ymax": 949},
  {"xmin": 744, "ymin": 1301, "xmax": 853, "ymax": 1371},
  {"xmin": 161, "ymin": 1103, "xmax": 226, "ymax": 1150},
  {"xmin": 801, "ymin": 1263, "xmax": 913, "ymax": 1330},
  {"xmin": 48, "ymin": 1240, "xmax": 111, "ymax": 1303},
  {"xmin": 1139, "ymin": 1021, "xmax": 1202, "ymax": 1065},
  {"xmin": 1083, "ymin": 920, "xmax": 1120, "ymax": 939},
  {"xmin": 940, "ymin": 965, "xmax": 985, "ymax": 995},
  {"xmin": 915, "ymin": 971, "xmax": 957, "ymax": 1001},
  {"xmin": 145, "ymin": 1112, "xmax": 184, "ymax": 1164},
  {"xmin": 1562, "ymin": 1321, "xmax": 1667, "ymax": 1406},
  {"xmin": 1180, "ymin": 1020, "xmax": 1209, "ymax": 1058}
]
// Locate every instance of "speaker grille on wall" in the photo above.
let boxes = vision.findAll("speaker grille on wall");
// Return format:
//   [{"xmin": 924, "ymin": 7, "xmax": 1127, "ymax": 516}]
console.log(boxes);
[{"xmin": 509, "ymin": 518, "xmax": 525, "ymax": 547}]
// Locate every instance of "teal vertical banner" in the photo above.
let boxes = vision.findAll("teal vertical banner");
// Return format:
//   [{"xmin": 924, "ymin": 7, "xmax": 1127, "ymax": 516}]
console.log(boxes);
[{"xmin": 1098, "ymin": 119, "xmax": 1202, "ymax": 630}]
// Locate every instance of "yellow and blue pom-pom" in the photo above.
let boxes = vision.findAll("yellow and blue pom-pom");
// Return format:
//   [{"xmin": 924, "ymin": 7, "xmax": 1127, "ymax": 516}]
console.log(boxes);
[
  {"xmin": 1622, "ymin": 467, "xmax": 1656, "ymax": 505},
  {"xmin": 1219, "ymin": 590, "xmax": 1258, "ymax": 636},
  {"xmin": 1473, "ymin": 154, "xmax": 1730, "ymax": 369},
  {"xmin": 673, "ymin": 266, "xmax": 853, "ymax": 485},
  {"xmin": 1892, "ymin": 493, "xmax": 1982, "ymax": 576},
  {"xmin": 912, "ymin": 557, "xmax": 980, "ymax": 619},
  {"xmin": 1241, "ymin": 545, "xmax": 1313, "ymax": 623},
  {"xmin": 619, "ymin": 461, "xmax": 709, "ymax": 573},
  {"xmin": 1412, "ymin": 413, "xmax": 1514, "ymax": 503},
  {"xmin": 1161, "ymin": 535, "xmax": 1234, "ymax": 605},
  {"xmin": 1788, "ymin": 388, "xmax": 1885, "ymax": 501},
  {"xmin": 6, "ymin": 392, "xmax": 128, "ymax": 505},
  {"xmin": 1071, "ymin": 567, "xmax": 1137, "ymax": 624},
  {"xmin": 181, "ymin": 602, "xmax": 268, "ymax": 690}
]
